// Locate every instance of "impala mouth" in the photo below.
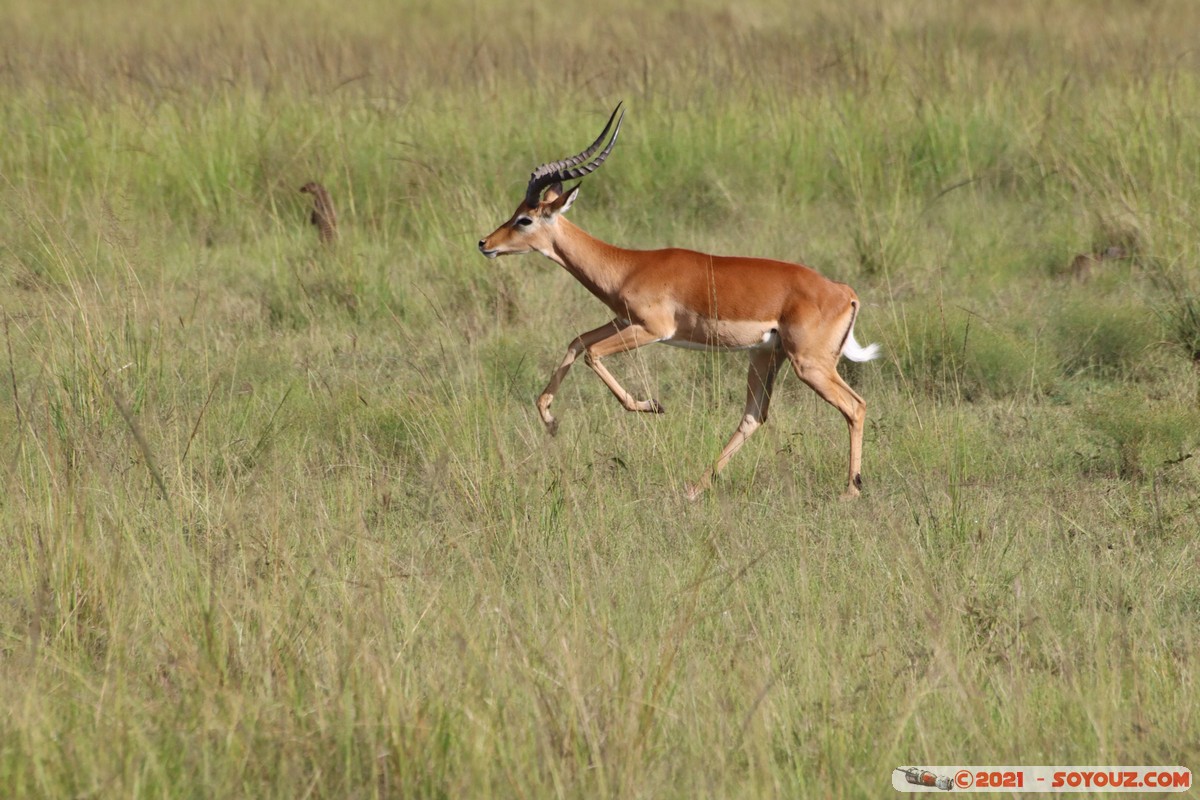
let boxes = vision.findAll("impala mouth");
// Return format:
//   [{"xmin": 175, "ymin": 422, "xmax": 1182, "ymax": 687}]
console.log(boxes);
[{"xmin": 478, "ymin": 242, "xmax": 500, "ymax": 259}]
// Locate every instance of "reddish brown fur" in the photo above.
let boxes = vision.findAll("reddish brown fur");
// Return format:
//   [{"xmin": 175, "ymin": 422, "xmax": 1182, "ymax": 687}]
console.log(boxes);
[{"xmin": 480, "ymin": 182, "xmax": 876, "ymax": 500}]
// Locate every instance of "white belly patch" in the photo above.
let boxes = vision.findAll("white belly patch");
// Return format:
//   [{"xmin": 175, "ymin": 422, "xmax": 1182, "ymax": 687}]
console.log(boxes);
[{"xmin": 663, "ymin": 328, "xmax": 781, "ymax": 352}]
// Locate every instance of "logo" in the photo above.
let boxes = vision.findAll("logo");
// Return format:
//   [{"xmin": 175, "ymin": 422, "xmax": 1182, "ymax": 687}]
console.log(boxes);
[
  {"xmin": 893, "ymin": 765, "xmax": 1191, "ymax": 793},
  {"xmin": 896, "ymin": 768, "xmax": 954, "ymax": 791}
]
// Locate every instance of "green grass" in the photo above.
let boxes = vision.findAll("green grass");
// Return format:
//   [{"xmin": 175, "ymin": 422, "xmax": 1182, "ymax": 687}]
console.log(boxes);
[{"xmin": 2, "ymin": 0, "xmax": 1199, "ymax": 797}]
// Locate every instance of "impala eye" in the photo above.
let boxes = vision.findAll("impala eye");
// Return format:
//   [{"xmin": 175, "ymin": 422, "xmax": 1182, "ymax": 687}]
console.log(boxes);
[{"xmin": 515, "ymin": 216, "xmax": 533, "ymax": 227}]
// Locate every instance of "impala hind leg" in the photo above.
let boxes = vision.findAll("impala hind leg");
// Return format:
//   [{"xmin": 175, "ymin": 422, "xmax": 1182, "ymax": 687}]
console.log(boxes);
[
  {"xmin": 537, "ymin": 320, "xmax": 663, "ymax": 435},
  {"xmin": 790, "ymin": 357, "xmax": 867, "ymax": 499},
  {"xmin": 686, "ymin": 348, "xmax": 786, "ymax": 501}
]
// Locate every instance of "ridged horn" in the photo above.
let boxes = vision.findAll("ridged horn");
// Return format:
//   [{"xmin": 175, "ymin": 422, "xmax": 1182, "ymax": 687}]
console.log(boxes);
[{"xmin": 524, "ymin": 103, "xmax": 624, "ymax": 206}]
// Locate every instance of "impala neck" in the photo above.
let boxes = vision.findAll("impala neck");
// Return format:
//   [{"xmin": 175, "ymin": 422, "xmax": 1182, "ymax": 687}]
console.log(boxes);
[{"xmin": 540, "ymin": 218, "xmax": 635, "ymax": 306}]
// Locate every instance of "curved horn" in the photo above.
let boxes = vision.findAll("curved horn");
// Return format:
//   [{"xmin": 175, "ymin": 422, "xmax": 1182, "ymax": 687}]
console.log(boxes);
[{"xmin": 525, "ymin": 103, "xmax": 625, "ymax": 206}]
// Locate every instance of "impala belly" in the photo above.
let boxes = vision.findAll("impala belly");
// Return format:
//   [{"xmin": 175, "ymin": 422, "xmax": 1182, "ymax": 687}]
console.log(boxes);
[{"xmin": 663, "ymin": 319, "xmax": 781, "ymax": 352}]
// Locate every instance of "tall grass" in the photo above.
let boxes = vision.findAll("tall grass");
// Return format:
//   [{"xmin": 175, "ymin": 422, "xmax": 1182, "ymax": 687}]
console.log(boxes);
[{"xmin": 1, "ymin": 0, "xmax": 1199, "ymax": 797}]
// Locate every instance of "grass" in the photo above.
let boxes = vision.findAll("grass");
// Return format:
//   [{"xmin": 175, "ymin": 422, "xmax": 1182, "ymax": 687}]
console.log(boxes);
[{"xmin": 1, "ymin": 0, "xmax": 1199, "ymax": 797}]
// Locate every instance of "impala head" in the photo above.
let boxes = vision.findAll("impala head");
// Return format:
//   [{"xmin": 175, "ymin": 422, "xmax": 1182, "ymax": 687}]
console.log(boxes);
[{"xmin": 478, "ymin": 103, "xmax": 624, "ymax": 259}]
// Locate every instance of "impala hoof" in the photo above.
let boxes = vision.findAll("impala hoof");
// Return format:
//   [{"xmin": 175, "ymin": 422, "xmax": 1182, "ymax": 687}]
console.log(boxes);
[
  {"xmin": 839, "ymin": 473, "xmax": 862, "ymax": 501},
  {"xmin": 647, "ymin": 399, "xmax": 665, "ymax": 414},
  {"xmin": 683, "ymin": 482, "xmax": 704, "ymax": 502},
  {"xmin": 543, "ymin": 418, "xmax": 559, "ymax": 437}
]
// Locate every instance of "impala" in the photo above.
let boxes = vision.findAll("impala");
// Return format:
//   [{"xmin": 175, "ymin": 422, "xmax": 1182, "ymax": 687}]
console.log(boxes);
[{"xmin": 478, "ymin": 104, "xmax": 881, "ymax": 499}]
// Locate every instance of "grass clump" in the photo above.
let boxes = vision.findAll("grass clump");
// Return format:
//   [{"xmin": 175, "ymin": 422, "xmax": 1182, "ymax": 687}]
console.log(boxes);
[
  {"xmin": 894, "ymin": 303, "xmax": 1049, "ymax": 401},
  {"xmin": 1053, "ymin": 296, "xmax": 1162, "ymax": 380},
  {"xmin": 1081, "ymin": 387, "xmax": 1198, "ymax": 480}
]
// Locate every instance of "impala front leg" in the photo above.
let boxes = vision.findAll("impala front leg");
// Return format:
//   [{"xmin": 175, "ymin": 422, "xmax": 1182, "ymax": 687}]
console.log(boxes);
[
  {"xmin": 583, "ymin": 323, "xmax": 666, "ymax": 415},
  {"xmin": 537, "ymin": 320, "xmax": 663, "ymax": 435}
]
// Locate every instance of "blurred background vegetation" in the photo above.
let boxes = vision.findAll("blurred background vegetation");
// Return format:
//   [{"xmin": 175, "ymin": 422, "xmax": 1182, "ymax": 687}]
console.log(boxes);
[{"xmin": 1, "ymin": 0, "xmax": 1198, "ymax": 797}]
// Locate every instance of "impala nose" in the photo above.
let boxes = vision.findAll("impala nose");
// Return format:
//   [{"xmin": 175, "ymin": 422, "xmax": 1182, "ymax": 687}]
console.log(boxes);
[{"xmin": 477, "ymin": 239, "xmax": 486, "ymax": 251}]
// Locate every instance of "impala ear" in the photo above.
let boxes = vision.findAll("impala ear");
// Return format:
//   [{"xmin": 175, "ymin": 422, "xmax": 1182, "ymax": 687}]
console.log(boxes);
[
  {"xmin": 540, "ymin": 181, "xmax": 565, "ymax": 203},
  {"xmin": 548, "ymin": 184, "xmax": 580, "ymax": 216}
]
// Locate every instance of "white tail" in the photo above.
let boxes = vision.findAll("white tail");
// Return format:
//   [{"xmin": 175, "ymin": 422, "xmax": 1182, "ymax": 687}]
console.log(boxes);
[{"xmin": 842, "ymin": 326, "xmax": 882, "ymax": 363}]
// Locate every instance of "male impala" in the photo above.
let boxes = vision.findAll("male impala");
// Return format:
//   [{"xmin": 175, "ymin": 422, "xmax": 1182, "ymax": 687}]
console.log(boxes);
[{"xmin": 478, "ymin": 104, "xmax": 881, "ymax": 499}]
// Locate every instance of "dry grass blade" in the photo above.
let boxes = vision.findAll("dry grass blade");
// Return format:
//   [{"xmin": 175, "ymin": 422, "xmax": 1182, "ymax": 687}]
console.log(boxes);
[{"xmin": 102, "ymin": 376, "xmax": 171, "ymax": 509}]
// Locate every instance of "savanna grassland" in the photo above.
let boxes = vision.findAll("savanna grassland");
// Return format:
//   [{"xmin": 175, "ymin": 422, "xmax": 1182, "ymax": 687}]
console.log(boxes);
[{"xmin": 2, "ymin": 0, "xmax": 1199, "ymax": 796}]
